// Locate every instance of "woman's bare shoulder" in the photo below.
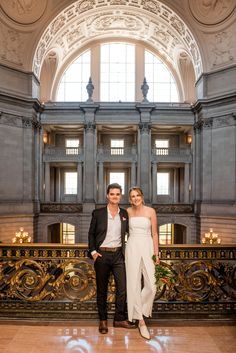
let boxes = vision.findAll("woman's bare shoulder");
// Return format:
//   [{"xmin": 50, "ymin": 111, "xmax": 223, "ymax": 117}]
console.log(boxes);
[
  {"xmin": 127, "ymin": 207, "xmax": 132, "ymax": 215},
  {"xmin": 144, "ymin": 205, "xmax": 156, "ymax": 216}
]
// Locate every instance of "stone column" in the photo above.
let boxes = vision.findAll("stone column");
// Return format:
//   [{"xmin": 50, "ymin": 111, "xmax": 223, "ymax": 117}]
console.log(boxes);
[
  {"xmin": 152, "ymin": 162, "xmax": 157, "ymax": 203},
  {"xmin": 55, "ymin": 167, "xmax": 60, "ymax": 202},
  {"xmin": 131, "ymin": 161, "xmax": 136, "ymax": 188},
  {"xmin": 45, "ymin": 162, "xmax": 50, "ymax": 202},
  {"xmin": 77, "ymin": 162, "xmax": 82, "ymax": 203},
  {"xmin": 201, "ymin": 118, "xmax": 213, "ymax": 201},
  {"xmin": 98, "ymin": 161, "xmax": 104, "ymax": 203},
  {"xmin": 136, "ymin": 104, "xmax": 155, "ymax": 203},
  {"xmin": 138, "ymin": 122, "xmax": 151, "ymax": 202},
  {"xmin": 81, "ymin": 104, "xmax": 99, "ymax": 206},
  {"xmin": 22, "ymin": 118, "xmax": 33, "ymax": 200},
  {"xmin": 83, "ymin": 121, "xmax": 96, "ymax": 203},
  {"xmin": 173, "ymin": 168, "xmax": 179, "ymax": 203},
  {"xmin": 39, "ymin": 126, "xmax": 44, "ymax": 200},
  {"xmin": 184, "ymin": 163, "xmax": 190, "ymax": 203}
]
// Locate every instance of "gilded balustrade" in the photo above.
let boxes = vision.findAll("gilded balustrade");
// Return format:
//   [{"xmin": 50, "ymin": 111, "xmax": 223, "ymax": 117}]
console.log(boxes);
[{"xmin": 0, "ymin": 244, "xmax": 235, "ymax": 320}]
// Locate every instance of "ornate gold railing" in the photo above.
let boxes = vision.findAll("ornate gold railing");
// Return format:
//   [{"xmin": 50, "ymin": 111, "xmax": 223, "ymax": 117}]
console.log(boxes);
[{"xmin": 0, "ymin": 244, "xmax": 235, "ymax": 320}]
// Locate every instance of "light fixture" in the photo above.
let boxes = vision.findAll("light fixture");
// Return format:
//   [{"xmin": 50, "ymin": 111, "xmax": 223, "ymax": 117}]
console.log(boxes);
[
  {"xmin": 186, "ymin": 134, "xmax": 192, "ymax": 144},
  {"xmin": 43, "ymin": 132, "xmax": 48, "ymax": 144},
  {"xmin": 12, "ymin": 227, "xmax": 31, "ymax": 243},
  {"xmin": 201, "ymin": 228, "xmax": 221, "ymax": 244}
]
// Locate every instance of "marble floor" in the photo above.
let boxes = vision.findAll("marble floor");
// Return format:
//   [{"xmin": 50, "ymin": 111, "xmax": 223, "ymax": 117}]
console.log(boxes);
[{"xmin": 0, "ymin": 320, "xmax": 235, "ymax": 353}]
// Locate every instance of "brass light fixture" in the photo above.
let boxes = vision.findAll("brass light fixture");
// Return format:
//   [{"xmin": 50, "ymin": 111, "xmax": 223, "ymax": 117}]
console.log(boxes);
[
  {"xmin": 12, "ymin": 227, "xmax": 31, "ymax": 243},
  {"xmin": 201, "ymin": 228, "xmax": 221, "ymax": 244},
  {"xmin": 186, "ymin": 134, "xmax": 192, "ymax": 144},
  {"xmin": 43, "ymin": 132, "xmax": 48, "ymax": 144}
]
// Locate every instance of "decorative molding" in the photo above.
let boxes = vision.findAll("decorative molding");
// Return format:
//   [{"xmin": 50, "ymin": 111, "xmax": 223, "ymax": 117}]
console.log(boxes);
[
  {"xmin": 213, "ymin": 115, "xmax": 236, "ymax": 128},
  {"xmin": 0, "ymin": 23, "xmax": 24, "ymax": 66},
  {"xmin": 0, "ymin": 113, "xmax": 22, "ymax": 127},
  {"xmin": 194, "ymin": 115, "xmax": 235, "ymax": 131},
  {"xmin": 210, "ymin": 31, "xmax": 234, "ymax": 68},
  {"xmin": 153, "ymin": 204, "xmax": 194, "ymax": 214},
  {"xmin": 33, "ymin": 1, "xmax": 202, "ymax": 78},
  {"xmin": 40, "ymin": 203, "xmax": 83, "ymax": 213}
]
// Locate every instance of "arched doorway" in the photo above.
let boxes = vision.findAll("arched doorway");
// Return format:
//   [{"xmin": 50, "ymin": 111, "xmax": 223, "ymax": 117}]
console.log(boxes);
[
  {"xmin": 159, "ymin": 223, "xmax": 187, "ymax": 244},
  {"xmin": 48, "ymin": 223, "xmax": 75, "ymax": 244}
]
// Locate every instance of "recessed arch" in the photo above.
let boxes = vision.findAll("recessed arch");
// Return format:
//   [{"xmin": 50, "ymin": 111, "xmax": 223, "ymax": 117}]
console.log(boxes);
[
  {"xmin": 47, "ymin": 222, "xmax": 75, "ymax": 244},
  {"xmin": 33, "ymin": 0, "xmax": 202, "ymax": 90},
  {"xmin": 159, "ymin": 222, "xmax": 187, "ymax": 244}
]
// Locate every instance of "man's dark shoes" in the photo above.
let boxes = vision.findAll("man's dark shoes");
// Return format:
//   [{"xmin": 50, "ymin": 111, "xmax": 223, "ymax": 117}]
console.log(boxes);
[
  {"xmin": 113, "ymin": 320, "xmax": 136, "ymax": 329},
  {"xmin": 99, "ymin": 320, "xmax": 108, "ymax": 334}
]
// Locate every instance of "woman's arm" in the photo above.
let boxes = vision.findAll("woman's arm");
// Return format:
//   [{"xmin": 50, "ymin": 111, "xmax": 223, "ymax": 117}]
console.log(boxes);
[{"xmin": 150, "ymin": 207, "xmax": 160, "ymax": 264}]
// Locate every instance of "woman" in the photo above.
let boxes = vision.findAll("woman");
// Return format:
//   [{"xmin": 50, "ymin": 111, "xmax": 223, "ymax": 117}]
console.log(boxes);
[{"xmin": 125, "ymin": 187, "xmax": 160, "ymax": 340}]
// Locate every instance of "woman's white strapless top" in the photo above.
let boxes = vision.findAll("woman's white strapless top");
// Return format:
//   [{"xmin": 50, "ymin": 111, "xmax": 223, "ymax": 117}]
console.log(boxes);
[{"xmin": 128, "ymin": 216, "xmax": 152, "ymax": 237}]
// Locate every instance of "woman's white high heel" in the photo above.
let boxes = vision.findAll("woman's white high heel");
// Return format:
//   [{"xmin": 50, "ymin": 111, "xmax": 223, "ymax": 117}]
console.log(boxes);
[{"xmin": 138, "ymin": 324, "xmax": 150, "ymax": 340}]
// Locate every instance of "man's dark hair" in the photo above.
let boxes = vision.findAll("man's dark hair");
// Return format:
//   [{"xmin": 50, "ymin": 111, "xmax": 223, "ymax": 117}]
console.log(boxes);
[{"xmin": 107, "ymin": 183, "xmax": 122, "ymax": 194}]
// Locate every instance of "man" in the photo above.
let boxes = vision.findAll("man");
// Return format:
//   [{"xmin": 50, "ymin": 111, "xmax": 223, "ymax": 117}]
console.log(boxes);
[{"xmin": 88, "ymin": 183, "xmax": 136, "ymax": 334}]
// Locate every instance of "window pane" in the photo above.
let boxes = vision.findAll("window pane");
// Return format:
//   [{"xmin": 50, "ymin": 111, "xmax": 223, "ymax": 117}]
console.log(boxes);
[
  {"xmin": 145, "ymin": 50, "xmax": 179, "ymax": 102},
  {"xmin": 66, "ymin": 139, "xmax": 79, "ymax": 155},
  {"xmin": 159, "ymin": 224, "xmax": 172, "ymax": 245},
  {"xmin": 155, "ymin": 140, "xmax": 169, "ymax": 148},
  {"xmin": 155, "ymin": 139, "xmax": 169, "ymax": 155},
  {"xmin": 109, "ymin": 172, "xmax": 125, "ymax": 194},
  {"xmin": 100, "ymin": 43, "xmax": 135, "ymax": 102},
  {"xmin": 157, "ymin": 172, "xmax": 169, "ymax": 195},
  {"xmin": 65, "ymin": 172, "xmax": 77, "ymax": 194},
  {"xmin": 111, "ymin": 139, "xmax": 124, "ymax": 155},
  {"xmin": 56, "ymin": 50, "xmax": 91, "ymax": 101},
  {"xmin": 62, "ymin": 223, "xmax": 75, "ymax": 244}
]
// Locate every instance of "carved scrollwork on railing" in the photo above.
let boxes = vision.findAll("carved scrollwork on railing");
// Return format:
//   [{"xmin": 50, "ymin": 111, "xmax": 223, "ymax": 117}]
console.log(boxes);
[
  {"xmin": 155, "ymin": 260, "xmax": 236, "ymax": 302},
  {"xmin": 0, "ymin": 244, "xmax": 235, "ymax": 319},
  {"xmin": 0, "ymin": 258, "xmax": 96, "ymax": 302}
]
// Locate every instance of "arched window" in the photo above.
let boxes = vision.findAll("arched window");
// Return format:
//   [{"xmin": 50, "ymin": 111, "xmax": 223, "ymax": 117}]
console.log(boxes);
[
  {"xmin": 145, "ymin": 50, "xmax": 178, "ymax": 102},
  {"xmin": 56, "ymin": 50, "xmax": 91, "ymax": 101},
  {"xmin": 56, "ymin": 43, "xmax": 179, "ymax": 102}
]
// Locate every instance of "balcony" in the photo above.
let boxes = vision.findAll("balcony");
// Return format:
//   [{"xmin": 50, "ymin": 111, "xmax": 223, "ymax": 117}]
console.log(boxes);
[
  {"xmin": 97, "ymin": 146, "xmax": 137, "ymax": 162},
  {"xmin": 43, "ymin": 146, "xmax": 84, "ymax": 162},
  {"xmin": 152, "ymin": 147, "xmax": 192, "ymax": 163}
]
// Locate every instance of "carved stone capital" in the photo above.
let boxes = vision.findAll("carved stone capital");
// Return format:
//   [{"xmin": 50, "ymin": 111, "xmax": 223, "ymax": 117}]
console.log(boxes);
[
  {"xmin": 194, "ymin": 118, "xmax": 213, "ymax": 131},
  {"xmin": 84, "ymin": 121, "xmax": 96, "ymax": 132},
  {"xmin": 202, "ymin": 117, "xmax": 213, "ymax": 129},
  {"xmin": 138, "ymin": 122, "xmax": 151, "ymax": 134},
  {"xmin": 22, "ymin": 118, "xmax": 32, "ymax": 128},
  {"xmin": 22, "ymin": 118, "xmax": 41, "ymax": 130}
]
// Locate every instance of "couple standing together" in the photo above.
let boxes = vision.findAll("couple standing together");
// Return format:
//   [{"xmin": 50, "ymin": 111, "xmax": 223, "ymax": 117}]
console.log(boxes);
[{"xmin": 88, "ymin": 183, "xmax": 160, "ymax": 340}]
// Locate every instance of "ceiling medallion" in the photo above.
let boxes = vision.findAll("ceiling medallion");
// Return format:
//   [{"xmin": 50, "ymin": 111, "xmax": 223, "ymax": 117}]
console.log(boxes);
[
  {"xmin": 189, "ymin": 0, "xmax": 235, "ymax": 25},
  {"xmin": 0, "ymin": 0, "xmax": 47, "ymax": 24}
]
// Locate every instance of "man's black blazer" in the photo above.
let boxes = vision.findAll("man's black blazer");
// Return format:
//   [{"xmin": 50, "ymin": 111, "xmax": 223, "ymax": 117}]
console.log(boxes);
[{"xmin": 88, "ymin": 206, "xmax": 129, "ymax": 258}]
